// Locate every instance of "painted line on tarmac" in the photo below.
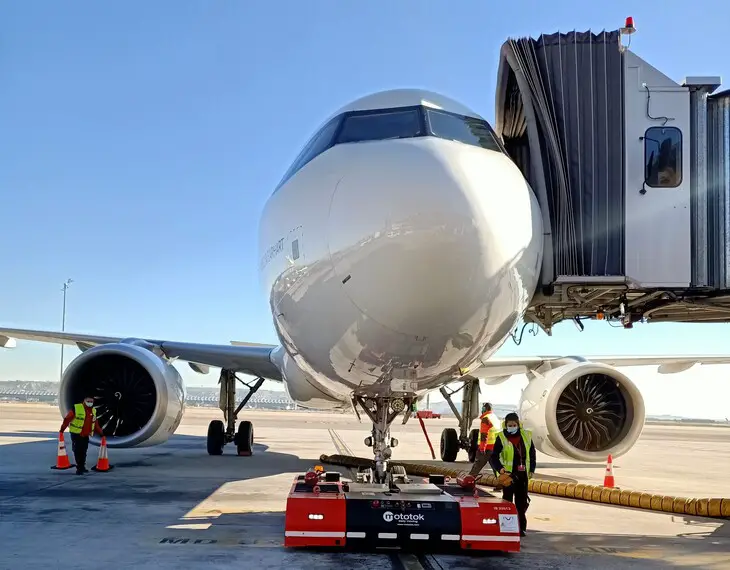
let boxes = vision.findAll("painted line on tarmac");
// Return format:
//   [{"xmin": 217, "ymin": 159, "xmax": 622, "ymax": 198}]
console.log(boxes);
[
  {"xmin": 156, "ymin": 536, "xmax": 283, "ymax": 548},
  {"xmin": 328, "ymin": 429, "xmax": 357, "ymax": 478}
]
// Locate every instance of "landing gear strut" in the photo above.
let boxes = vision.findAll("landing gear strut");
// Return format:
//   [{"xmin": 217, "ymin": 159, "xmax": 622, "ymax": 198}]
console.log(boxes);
[
  {"xmin": 353, "ymin": 395, "xmax": 415, "ymax": 484},
  {"xmin": 438, "ymin": 377, "xmax": 481, "ymax": 462},
  {"xmin": 206, "ymin": 368, "xmax": 264, "ymax": 456}
]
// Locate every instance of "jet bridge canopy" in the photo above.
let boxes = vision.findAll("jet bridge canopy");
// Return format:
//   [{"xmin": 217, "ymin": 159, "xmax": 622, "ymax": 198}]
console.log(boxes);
[
  {"xmin": 496, "ymin": 30, "xmax": 626, "ymax": 282},
  {"xmin": 494, "ymin": 26, "xmax": 730, "ymax": 332}
]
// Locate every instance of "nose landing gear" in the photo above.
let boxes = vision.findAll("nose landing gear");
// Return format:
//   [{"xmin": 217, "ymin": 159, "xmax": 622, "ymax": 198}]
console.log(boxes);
[{"xmin": 353, "ymin": 395, "xmax": 415, "ymax": 484}]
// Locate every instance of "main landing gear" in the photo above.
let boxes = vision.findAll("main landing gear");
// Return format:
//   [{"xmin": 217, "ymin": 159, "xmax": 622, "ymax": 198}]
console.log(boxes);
[
  {"xmin": 207, "ymin": 368, "xmax": 264, "ymax": 456},
  {"xmin": 352, "ymin": 395, "xmax": 416, "ymax": 484},
  {"xmin": 438, "ymin": 377, "xmax": 481, "ymax": 463}
]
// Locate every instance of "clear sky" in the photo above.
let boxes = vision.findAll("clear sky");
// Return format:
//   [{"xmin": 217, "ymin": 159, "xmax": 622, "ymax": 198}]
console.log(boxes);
[{"xmin": 1, "ymin": 2, "xmax": 729, "ymax": 420}]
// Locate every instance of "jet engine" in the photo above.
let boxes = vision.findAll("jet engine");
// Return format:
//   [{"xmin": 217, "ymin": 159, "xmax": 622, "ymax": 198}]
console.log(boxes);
[
  {"xmin": 519, "ymin": 361, "xmax": 645, "ymax": 462},
  {"xmin": 59, "ymin": 341, "xmax": 185, "ymax": 448}
]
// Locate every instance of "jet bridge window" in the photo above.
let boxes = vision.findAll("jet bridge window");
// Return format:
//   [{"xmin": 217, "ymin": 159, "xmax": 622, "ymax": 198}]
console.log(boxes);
[
  {"xmin": 336, "ymin": 107, "xmax": 424, "ymax": 144},
  {"xmin": 644, "ymin": 126, "xmax": 682, "ymax": 188},
  {"xmin": 425, "ymin": 108, "xmax": 504, "ymax": 153}
]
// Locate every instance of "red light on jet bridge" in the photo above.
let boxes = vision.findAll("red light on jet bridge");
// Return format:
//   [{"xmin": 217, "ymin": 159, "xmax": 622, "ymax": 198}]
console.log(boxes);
[{"xmin": 625, "ymin": 17, "xmax": 635, "ymax": 32}]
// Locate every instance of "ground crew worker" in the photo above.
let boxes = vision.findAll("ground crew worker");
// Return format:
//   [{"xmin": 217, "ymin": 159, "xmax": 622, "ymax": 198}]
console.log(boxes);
[
  {"xmin": 469, "ymin": 402, "xmax": 501, "ymax": 477},
  {"xmin": 59, "ymin": 394, "xmax": 104, "ymax": 475},
  {"xmin": 489, "ymin": 412, "xmax": 535, "ymax": 537}
]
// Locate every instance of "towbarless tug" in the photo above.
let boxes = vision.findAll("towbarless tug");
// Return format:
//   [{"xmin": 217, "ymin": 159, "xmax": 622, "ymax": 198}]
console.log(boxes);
[{"xmin": 284, "ymin": 465, "xmax": 521, "ymax": 552}]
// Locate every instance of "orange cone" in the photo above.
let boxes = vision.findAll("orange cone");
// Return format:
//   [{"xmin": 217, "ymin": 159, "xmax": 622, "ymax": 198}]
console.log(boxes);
[
  {"xmin": 51, "ymin": 432, "xmax": 75, "ymax": 470},
  {"xmin": 603, "ymin": 454, "xmax": 615, "ymax": 488},
  {"xmin": 91, "ymin": 436, "xmax": 113, "ymax": 472}
]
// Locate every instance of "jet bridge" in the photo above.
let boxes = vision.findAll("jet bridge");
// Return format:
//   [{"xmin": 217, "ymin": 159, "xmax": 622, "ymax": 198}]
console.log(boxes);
[{"xmin": 494, "ymin": 22, "xmax": 730, "ymax": 332}]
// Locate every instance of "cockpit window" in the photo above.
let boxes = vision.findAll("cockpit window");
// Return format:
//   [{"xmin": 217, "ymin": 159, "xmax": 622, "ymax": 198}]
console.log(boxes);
[
  {"xmin": 275, "ymin": 105, "xmax": 505, "ymax": 193},
  {"xmin": 336, "ymin": 107, "xmax": 423, "ymax": 144},
  {"xmin": 425, "ymin": 108, "xmax": 503, "ymax": 153},
  {"xmin": 277, "ymin": 115, "xmax": 342, "ymax": 189}
]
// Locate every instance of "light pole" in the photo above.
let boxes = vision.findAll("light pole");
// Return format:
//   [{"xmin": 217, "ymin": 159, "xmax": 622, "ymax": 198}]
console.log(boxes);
[{"xmin": 59, "ymin": 279, "xmax": 73, "ymax": 382}]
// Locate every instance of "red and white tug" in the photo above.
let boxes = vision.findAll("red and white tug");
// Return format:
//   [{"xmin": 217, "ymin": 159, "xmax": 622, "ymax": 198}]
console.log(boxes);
[{"xmin": 284, "ymin": 465, "xmax": 521, "ymax": 553}]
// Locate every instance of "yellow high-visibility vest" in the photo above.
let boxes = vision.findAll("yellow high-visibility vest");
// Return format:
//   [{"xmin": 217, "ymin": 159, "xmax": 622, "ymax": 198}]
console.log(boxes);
[
  {"xmin": 69, "ymin": 403, "xmax": 96, "ymax": 435},
  {"xmin": 497, "ymin": 429, "xmax": 533, "ymax": 474}
]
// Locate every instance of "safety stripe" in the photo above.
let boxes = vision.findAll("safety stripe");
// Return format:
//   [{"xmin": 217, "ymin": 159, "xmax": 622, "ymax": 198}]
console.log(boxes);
[
  {"xmin": 462, "ymin": 535, "xmax": 521, "ymax": 542},
  {"xmin": 284, "ymin": 531, "xmax": 346, "ymax": 538},
  {"xmin": 292, "ymin": 531, "xmax": 520, "ymax": 542}
]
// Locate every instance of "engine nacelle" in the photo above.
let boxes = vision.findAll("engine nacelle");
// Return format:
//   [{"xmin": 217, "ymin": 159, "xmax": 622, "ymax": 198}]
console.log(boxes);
[
  {"xmin": 519, "ymin": 361, "xmax": 645, "ymax": 462},
  {"xmin": 60, "ymin": 342, "xmax": 185, "ymax": 448}
]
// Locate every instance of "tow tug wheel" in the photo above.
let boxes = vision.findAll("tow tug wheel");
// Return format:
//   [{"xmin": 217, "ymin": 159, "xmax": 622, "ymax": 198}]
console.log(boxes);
[
  {"xmin": 440, "ymin": 427, "xmax": 459, "ymax": 462},
  {"xmin": 207, "ymin": 420, "xmax": 225, "ymax": 456},
  {"xmin": 390, "ymin": 464, "xmax": 407, "ymax": 483},
  {"xmin": 235, "ymin": 420, "xmax": 254, "ymax": 456},
  {"xmin": 468, "ymin": 428, "xmax": 480, "ymax": 463}
]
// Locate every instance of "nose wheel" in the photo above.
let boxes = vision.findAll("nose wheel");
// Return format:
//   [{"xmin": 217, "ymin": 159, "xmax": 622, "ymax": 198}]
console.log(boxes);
[{"xmin": 206, "ymin": 369, "xmax": 263, "ymax": 456}]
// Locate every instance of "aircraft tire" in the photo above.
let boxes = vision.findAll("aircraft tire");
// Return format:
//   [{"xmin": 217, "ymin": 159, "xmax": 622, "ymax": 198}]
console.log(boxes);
[
  {"xmin": 440, "ymin": 428, "xmax": 459, "ymax": 462},
  {"xmin": 207, "ymin": 420, "xmax": 225, "ymax": 455},
  {"xmin": 236, "ymin": 420, "xmax": 254, "ymax": 455},
  {"xmin": 468, "ymin": 428, "xmax": 480, "ymax": 463}
]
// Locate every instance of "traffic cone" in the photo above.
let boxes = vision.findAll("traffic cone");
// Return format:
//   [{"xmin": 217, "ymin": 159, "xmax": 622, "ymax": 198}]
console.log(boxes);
[
  {"xmin": 603, "ymin": 454, "xmax": 615, "ymax": 488},
  {"xmin": 50, "ymin": 432, "xmax": 75, "ymax": 470},
  {"xmin": 91, "ymin": 436, "xmax": 113, "ymax": 472}
]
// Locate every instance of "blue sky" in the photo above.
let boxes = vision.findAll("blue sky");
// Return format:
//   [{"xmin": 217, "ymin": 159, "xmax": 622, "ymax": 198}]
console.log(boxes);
[{"xmin": 2, "ymin": 2, "xmax": 729, "ymax": 419}]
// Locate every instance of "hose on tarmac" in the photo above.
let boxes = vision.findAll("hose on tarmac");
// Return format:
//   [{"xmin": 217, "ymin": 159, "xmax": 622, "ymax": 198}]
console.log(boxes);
[{"xmin": 319, "ymin": 454, "xmax": 730, "ymax": 520}]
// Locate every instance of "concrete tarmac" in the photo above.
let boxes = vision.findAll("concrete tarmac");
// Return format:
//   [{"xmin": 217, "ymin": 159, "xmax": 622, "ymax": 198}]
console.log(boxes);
[{"xmin": 1, "ymin": 403, "xmax": 728, "ymax": 569}]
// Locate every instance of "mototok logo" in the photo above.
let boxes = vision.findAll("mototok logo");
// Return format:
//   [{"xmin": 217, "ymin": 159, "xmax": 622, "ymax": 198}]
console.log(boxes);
[{"xmin": 382, "ymin": 511, "xmax": 425, "ymax": 523}]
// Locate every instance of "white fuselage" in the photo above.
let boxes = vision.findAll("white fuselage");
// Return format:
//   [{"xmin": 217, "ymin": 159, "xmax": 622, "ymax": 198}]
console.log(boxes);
[{"xmin": 258, "ymin": 91, "xmax": 544, "ymax": 408}]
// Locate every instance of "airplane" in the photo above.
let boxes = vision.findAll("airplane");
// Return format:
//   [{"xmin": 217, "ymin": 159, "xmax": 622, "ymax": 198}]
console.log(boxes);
[{"xmin": 3, "ymin": 88, "xmax": 730, "ymax": 484}]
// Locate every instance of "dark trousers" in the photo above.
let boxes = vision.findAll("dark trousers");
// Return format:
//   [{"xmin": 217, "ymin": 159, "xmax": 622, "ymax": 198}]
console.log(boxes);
[
  {"xmin": 503, "ymin": 472, "xmax": 530, "ymax": 533},
  {"xmin": 469, "ymin": 449, "xmax": 492, "ymax": 476},
  {"xmin": 70, "ymin": 433, "xmax": 89, "ymax": 472}
]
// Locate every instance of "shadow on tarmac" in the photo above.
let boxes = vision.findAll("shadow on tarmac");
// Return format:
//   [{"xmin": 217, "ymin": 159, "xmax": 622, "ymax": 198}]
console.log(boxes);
[
  {"xmin": 156, "ymin": 509, "xmax": 729, "ymax": 570},
  {"xmin": 1, "ymin": 431, "xmax": 728, "ymax": 569}
]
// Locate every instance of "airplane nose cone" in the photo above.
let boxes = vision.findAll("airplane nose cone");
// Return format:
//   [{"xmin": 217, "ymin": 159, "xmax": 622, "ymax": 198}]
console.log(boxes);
[{"xmin": 327, "ymin": 139, "xmax": 506, "ymax": 339}]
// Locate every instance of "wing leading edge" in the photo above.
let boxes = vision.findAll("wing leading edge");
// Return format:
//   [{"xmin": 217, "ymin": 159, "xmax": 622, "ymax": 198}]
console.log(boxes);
[
  {"xmin": 0, "ymin": 327, "xmax": 282, "ymax": 381},
  {"xmin": 468, "ymin": 354, "xmax": 730, "ymax": 377}
]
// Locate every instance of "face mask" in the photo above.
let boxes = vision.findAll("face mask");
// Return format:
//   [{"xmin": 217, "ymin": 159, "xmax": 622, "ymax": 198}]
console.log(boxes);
[
  {"xmin": 506, "ymin": 426, "xmax": 519, "ymax": 434},
  {"xmin": 84, "ymin": 400, "xmax": 94, "ymax": 407}
]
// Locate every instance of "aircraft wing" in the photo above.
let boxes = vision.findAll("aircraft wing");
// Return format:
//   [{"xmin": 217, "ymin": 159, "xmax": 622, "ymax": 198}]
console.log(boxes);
[
  {"xmin": 468, "ymin": 354, "xmax": 730, "ymax": 377},
  {"xmin": 0, "ymin": 327, "xmax": 282, "ymax": 381}
]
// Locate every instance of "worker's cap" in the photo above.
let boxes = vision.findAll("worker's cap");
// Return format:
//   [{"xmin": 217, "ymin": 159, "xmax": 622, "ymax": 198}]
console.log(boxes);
[{"xmin": 504, "ymin": 412, "xmax": 520, "ymax": 423}]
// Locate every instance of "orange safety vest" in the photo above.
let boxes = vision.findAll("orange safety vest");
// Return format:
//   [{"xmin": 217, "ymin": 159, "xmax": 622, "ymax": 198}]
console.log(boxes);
[{"xmin": 478, "ymin": 412, "xmax": 500, "ymax": 452}]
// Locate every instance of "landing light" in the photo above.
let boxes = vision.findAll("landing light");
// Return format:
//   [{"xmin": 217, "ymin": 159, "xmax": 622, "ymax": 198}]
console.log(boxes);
[{"xmin": 391, "ymin": 398, "xmax": 406, "ymax": 412}]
